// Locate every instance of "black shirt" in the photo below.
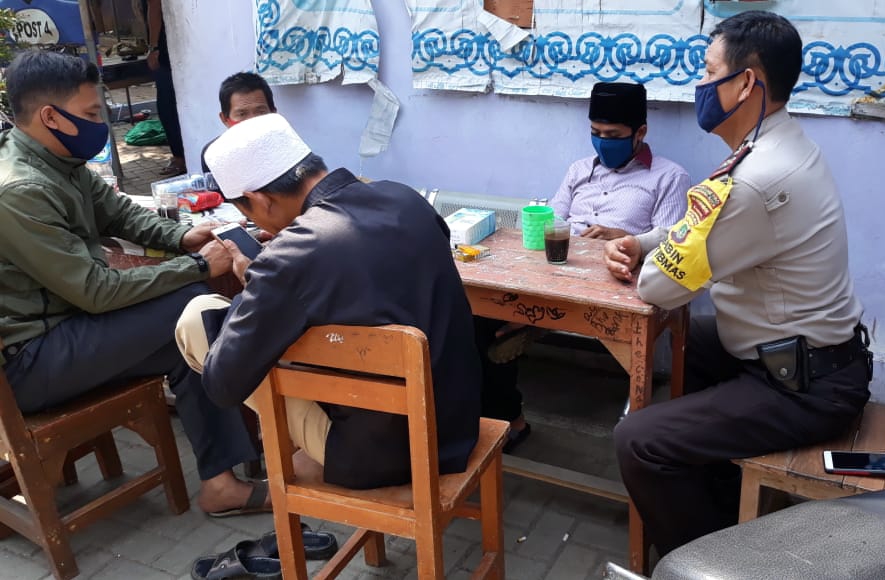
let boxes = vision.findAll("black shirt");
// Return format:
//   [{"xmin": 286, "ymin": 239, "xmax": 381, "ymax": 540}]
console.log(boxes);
[{"xmin": 202, "ymin": 169, "xmax": 482, "ymax": 489}]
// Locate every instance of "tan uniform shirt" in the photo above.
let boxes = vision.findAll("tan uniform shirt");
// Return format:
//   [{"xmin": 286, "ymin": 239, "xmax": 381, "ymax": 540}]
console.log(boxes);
[{"xmin": 635, "ymin": 108, "xmax": 862, "ymax": 360}]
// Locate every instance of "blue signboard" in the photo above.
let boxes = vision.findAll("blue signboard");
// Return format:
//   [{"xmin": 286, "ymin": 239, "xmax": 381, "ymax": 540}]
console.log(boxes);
[{"xmin": 0, "ymin": 0, "xmax": 84, "ymax": 46}]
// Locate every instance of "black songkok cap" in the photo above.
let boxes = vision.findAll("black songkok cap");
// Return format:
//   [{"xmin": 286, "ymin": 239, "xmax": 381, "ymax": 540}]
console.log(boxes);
[{"xmin": 588, "ymin": 82, "xmax": 647, "ymax": 130}]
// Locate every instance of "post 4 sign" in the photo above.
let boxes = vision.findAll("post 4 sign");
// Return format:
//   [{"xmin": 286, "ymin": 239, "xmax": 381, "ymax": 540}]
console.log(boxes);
[{"xmin": 8, "ymin": 8, "xmax": 60, "ymax": 45}]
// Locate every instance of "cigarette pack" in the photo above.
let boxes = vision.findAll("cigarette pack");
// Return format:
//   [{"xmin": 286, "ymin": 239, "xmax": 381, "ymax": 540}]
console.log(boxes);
[{"xmin": 444, "ymin": 208, "xmax": 496, "ymax": 246}]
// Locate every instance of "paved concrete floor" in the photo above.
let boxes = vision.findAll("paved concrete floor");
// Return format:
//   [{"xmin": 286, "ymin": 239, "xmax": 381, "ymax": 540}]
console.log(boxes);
[
  {"xmin": 0, "ymin": 95, "xmax": 646, "ymax": 578},
  {"xmin": 2, "ymin": 343, "xmax": 640, "ymax": 580}
]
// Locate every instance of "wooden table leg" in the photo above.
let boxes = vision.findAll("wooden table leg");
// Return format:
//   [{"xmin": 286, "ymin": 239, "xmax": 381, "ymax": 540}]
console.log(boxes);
[
  {"xmin": 628, "ymin": 501, "xmax": 650, "ymax": 574},
  {"xmin": 627, "ymin": 314, "xmax": 655, "ymax": 574},
  {"xmin": 738, "ymin": 467, "xmax": 763, "ymax": 523}
]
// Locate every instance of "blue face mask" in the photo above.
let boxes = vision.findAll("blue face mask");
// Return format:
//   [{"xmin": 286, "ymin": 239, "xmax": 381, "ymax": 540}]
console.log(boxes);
[
  {"xmin": 591, "ymin": 134, "xmax": 635, "ymax": 169},
  {"xmin": 48, "ymin": 105, "xmax": 109, "ymax": 160},
  {"xmin": 695, "ymin": 69, "xmax": 770, "ymax": 136}
]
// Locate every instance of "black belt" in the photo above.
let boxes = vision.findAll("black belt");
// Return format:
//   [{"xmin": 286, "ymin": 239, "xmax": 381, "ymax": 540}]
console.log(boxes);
[{"xmin": 808, "ymin": 325, "xmax": 872, "ymax": 380}]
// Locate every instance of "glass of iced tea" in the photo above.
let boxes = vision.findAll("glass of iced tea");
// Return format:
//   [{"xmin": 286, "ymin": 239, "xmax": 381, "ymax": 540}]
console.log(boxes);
[{"xmin": 544, "ymin": 218, "xmax": 570, "ymax": 265}]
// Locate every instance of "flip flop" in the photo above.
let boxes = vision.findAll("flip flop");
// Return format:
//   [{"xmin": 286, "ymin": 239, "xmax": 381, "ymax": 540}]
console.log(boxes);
[
  {"xmin": 487, "ymin": 327, "xmax": 548, "ymax": 364},
  {"xmin": 239, "ymin": 526, "xmax": 338, "ymax": 561},
  {"xmin": 190, "ymin": 540, "xmax": 281, "ymax": 580},
  {"xmin": 207, "ymin": 479, "xmax": 273, "ymax": 518},
  {"xmin": 191, "ymin": 526, "xmax": 339, "ymax": 579}
]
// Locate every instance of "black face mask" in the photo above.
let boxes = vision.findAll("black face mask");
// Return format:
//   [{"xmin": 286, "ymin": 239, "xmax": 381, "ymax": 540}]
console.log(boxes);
[{"xmin": 47, "ymin": 105, "xmax": 109, "ymax": 160}]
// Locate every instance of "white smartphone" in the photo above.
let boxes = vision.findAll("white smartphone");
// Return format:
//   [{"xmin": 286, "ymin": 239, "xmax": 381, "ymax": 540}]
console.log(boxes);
[
  {"xmin": 211, "ymin": 223, "xmax": 263, "ymax": 260},
  {"xmin": 822, "ymin": 450, "xmax": 885, "ymax": 476}
]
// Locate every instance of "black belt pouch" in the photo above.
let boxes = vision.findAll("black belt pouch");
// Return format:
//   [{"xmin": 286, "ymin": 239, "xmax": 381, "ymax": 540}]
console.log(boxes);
[{"xmin": 756, "ymin": 335, "xmax": 809, "ymax": 393}]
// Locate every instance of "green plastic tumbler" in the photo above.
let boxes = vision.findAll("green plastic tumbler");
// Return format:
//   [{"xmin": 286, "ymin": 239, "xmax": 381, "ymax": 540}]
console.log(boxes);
[{"xmin": 522, "ymin": 205, "xmax": 555, "ymax": 250}]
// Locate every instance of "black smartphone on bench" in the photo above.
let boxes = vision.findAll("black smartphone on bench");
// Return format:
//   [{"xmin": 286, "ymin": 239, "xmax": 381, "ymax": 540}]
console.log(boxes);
[
  {"xmin": 823, "ymin": 451, "xmax": 885, "ymax": 476},
  {"xmin": 211, "ymin": 223, "xmax": 263, "ymax": 260}
]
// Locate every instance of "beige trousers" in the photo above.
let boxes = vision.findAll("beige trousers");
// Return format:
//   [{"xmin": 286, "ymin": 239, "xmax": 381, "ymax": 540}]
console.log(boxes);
[{"xmin": 175, "ymin": 294, "xmax": 330, "ymax": 465}]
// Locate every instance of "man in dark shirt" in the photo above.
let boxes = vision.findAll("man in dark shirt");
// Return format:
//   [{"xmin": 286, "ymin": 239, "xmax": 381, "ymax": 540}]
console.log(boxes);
[
  {"xmin": 199, "ymin": 72, "xmax": 278, "ymax": 173},
  {"xmin": 176, "ymin": 114, "xmax": 482, "ymax": 488}
]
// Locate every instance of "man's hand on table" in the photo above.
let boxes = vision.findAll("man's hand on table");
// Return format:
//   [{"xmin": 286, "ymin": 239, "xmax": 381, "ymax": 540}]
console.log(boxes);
[
  {"xmin": 604, "ymin": 235, "xmax": 641, "ymax": 283},
  {"xmin": 221, "ymin": 240, "xmax": 252, "ymax": 286},
  {"xmin": 198, "ymin": 240, "xmax": 234, "ymax": 278},
  {"xmin": 181, "ymin": 222, "xmax": 220, "ymax": 253},
  {"xmin": 581, "ymin": 225, "xmax": 628, "ymax": 240}
]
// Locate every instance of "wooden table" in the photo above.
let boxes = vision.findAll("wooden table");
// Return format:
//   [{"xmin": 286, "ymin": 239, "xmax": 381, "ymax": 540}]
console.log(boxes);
[{"xmin": 454, "ymin": 229, "xmax": 690, "ymax": 573}]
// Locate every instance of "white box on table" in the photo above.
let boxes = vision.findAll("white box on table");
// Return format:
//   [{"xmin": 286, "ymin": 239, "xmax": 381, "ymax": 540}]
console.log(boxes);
[{"xmin": 444, "ymin": 208, "xmax": 496, "ymax": 246}]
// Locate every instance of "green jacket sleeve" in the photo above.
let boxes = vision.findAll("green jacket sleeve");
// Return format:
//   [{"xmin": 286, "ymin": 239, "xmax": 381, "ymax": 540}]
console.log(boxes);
[
  {"xmin": 0, "ymin": 181, "xmax": 208, "ymax": 314},
  {"xmin": 85, "ymin": 169, "xmax": 191, "ymax": 251}
]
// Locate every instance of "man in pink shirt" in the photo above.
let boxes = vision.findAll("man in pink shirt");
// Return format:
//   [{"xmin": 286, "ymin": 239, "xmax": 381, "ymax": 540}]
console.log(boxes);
[
  {"xmin": 551, "ymin": 82, "xmax": 690, "ymax": 240},
  {"xmin": 484, "ymin": 84, "xmax": 690, "ymax": 448}
]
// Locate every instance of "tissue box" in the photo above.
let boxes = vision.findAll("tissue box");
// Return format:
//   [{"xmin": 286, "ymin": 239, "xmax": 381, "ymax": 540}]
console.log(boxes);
[{"xmin": 445, "ymin": 208, "xmax": 496, "ymax": 246}]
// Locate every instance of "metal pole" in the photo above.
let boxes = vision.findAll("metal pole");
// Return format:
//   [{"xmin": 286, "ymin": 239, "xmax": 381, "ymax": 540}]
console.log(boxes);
[{"xmin": 77, "ymin": 0, "xmax": 125, "ymax": 183}]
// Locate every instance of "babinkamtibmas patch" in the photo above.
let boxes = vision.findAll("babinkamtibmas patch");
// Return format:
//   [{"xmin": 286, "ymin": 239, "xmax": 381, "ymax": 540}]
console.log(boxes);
[{"xmin": 651, "ymin": 143, "xmax": 751, "ymax": 291}]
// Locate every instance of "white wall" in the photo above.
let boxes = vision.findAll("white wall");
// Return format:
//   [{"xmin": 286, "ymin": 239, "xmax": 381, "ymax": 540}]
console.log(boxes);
[{"xmin": 165, "ymin": 0, "xmax": 885, "ymax": 397}]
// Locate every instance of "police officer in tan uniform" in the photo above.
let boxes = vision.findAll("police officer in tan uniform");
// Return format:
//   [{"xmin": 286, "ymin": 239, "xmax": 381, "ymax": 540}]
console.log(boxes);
[{"xmin": 604, "ymin": 11, "xmax": 873, "ymax": 555}]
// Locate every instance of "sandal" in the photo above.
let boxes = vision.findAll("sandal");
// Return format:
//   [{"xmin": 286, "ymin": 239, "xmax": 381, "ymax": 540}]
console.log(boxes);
[
  {"xmin": 241, "ymin": 526, "xmax": 338, "ymax": 561},
  {"xmin": 191, "ymin": 526, "xmax": 339, "ymax": 579},
  {"xmin": 190, "ymin": 540, "xmax": 281, "ymax": 580},
  {"xmin": 207, "ymin": 480, "xmax": 273, "ymax": 518},
  {"xmin": 487, "ymin": 326, "xmax": 548, "ymax": 364}
]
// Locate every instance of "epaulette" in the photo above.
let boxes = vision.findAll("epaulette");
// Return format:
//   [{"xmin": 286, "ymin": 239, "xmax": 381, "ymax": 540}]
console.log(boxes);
[{"xmin": 708, "ymin": 141, "xmax": 753, "ymax": 180}]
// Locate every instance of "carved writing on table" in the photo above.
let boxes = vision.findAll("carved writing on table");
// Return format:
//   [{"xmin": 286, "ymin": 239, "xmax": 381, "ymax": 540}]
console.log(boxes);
[
  {"xmin": 515, "ymin": 303, "xmax": 546, "ymax": 324},
  {"xmin": 583, "ymin": 307, "xmax": 627, "ymax": 338},
  {"xmin": 546, "ymin": 307, "xmax": 567, "ymax": 320},
  {"xmin": 511, "ymin": 303, "xmax": 570, "ymax": 324}
]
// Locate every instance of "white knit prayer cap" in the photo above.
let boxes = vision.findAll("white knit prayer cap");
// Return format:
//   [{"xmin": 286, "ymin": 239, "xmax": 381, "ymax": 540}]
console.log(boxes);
[{"xmin": 204, "ymin": 113, "xmax": 311, "ymax": 199}]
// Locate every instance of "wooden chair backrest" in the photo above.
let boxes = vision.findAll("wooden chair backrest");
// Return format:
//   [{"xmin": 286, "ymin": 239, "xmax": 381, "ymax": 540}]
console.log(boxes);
[{"xmin": 266, "ymin": 324, "xmax": 441, "ymax": 508}]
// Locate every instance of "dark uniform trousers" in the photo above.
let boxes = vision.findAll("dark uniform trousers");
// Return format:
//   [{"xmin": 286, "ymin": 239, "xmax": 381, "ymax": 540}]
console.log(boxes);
[
  {"xmin": 473, "ymin": 316, "xmax": 522, "ymax": 422},
  {"xmin": 3, "ymin": 283, "xmax": 257, "ymax": 481},
  {"xmin": 615, "ymin": 315, "xmax": 870, "ymax": 555}
]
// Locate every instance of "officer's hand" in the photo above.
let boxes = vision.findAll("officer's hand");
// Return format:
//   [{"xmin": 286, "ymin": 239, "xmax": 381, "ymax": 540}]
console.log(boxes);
[
  {"xmin": 604, "ymin": 235, "xmax": 641, "ymax": 282},
  {"xmin": 198, "ymin": 240, "xmax": 233, "ymax": 278},
  {"xmin": 582, "ymin": 225, "xmax": 629, "ymax": 240},
  {"xmin": 221, "ymin": 240, "xmax": 252, "ymax": 286}
]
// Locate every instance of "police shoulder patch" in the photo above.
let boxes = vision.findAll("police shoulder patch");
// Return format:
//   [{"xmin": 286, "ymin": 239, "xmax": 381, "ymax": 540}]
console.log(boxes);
[{"xmin": 709, "ymin": 142, "xmax": 753, "ymax": 180}]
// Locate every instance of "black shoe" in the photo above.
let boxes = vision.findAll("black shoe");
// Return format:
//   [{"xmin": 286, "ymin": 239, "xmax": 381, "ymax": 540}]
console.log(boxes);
[{"xmin": 503, "ymin": 423, "xmax": 532, "ymax": 454}]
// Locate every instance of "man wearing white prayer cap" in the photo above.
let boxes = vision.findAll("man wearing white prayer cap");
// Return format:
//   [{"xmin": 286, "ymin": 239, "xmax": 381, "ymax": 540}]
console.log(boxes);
[{"xmin": 175, "ymin": 113, "xmax": 483, "ymax": 489}]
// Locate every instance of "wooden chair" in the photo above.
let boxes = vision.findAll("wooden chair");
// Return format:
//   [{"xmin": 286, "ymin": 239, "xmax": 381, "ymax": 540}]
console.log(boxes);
[
  {"xmin": 254, "ymin": 324, "xmax": 510, "ymax": 579},
  {"xmin": 735, "ymin": 402, "xmax": 885, "ymax": 523},
  {"xmin": 0, "ymin": 368, "xmax": 189, "ymax": 580}
]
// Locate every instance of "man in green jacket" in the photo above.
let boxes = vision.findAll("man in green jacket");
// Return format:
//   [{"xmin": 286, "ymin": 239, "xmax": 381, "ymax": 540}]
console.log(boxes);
[{"xmin": 0, "ymin": 50, "xmax": 269, "ymax": 516}]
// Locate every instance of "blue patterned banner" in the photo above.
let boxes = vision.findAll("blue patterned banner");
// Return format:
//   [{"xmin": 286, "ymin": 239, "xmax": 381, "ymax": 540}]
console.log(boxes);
[
  {"xmin": 407, "ymin": 0, "xmax": 885, "ymax": 116},
  {"xmin": 254, "ymin": 0, "xmax": 379, "ymax": 85}
]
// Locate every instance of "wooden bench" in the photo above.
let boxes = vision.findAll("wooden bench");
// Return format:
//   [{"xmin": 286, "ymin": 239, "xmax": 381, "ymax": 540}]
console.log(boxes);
[{"xmin": 736, "ymin": 402, "xmax": 885, "ymax": 522}]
